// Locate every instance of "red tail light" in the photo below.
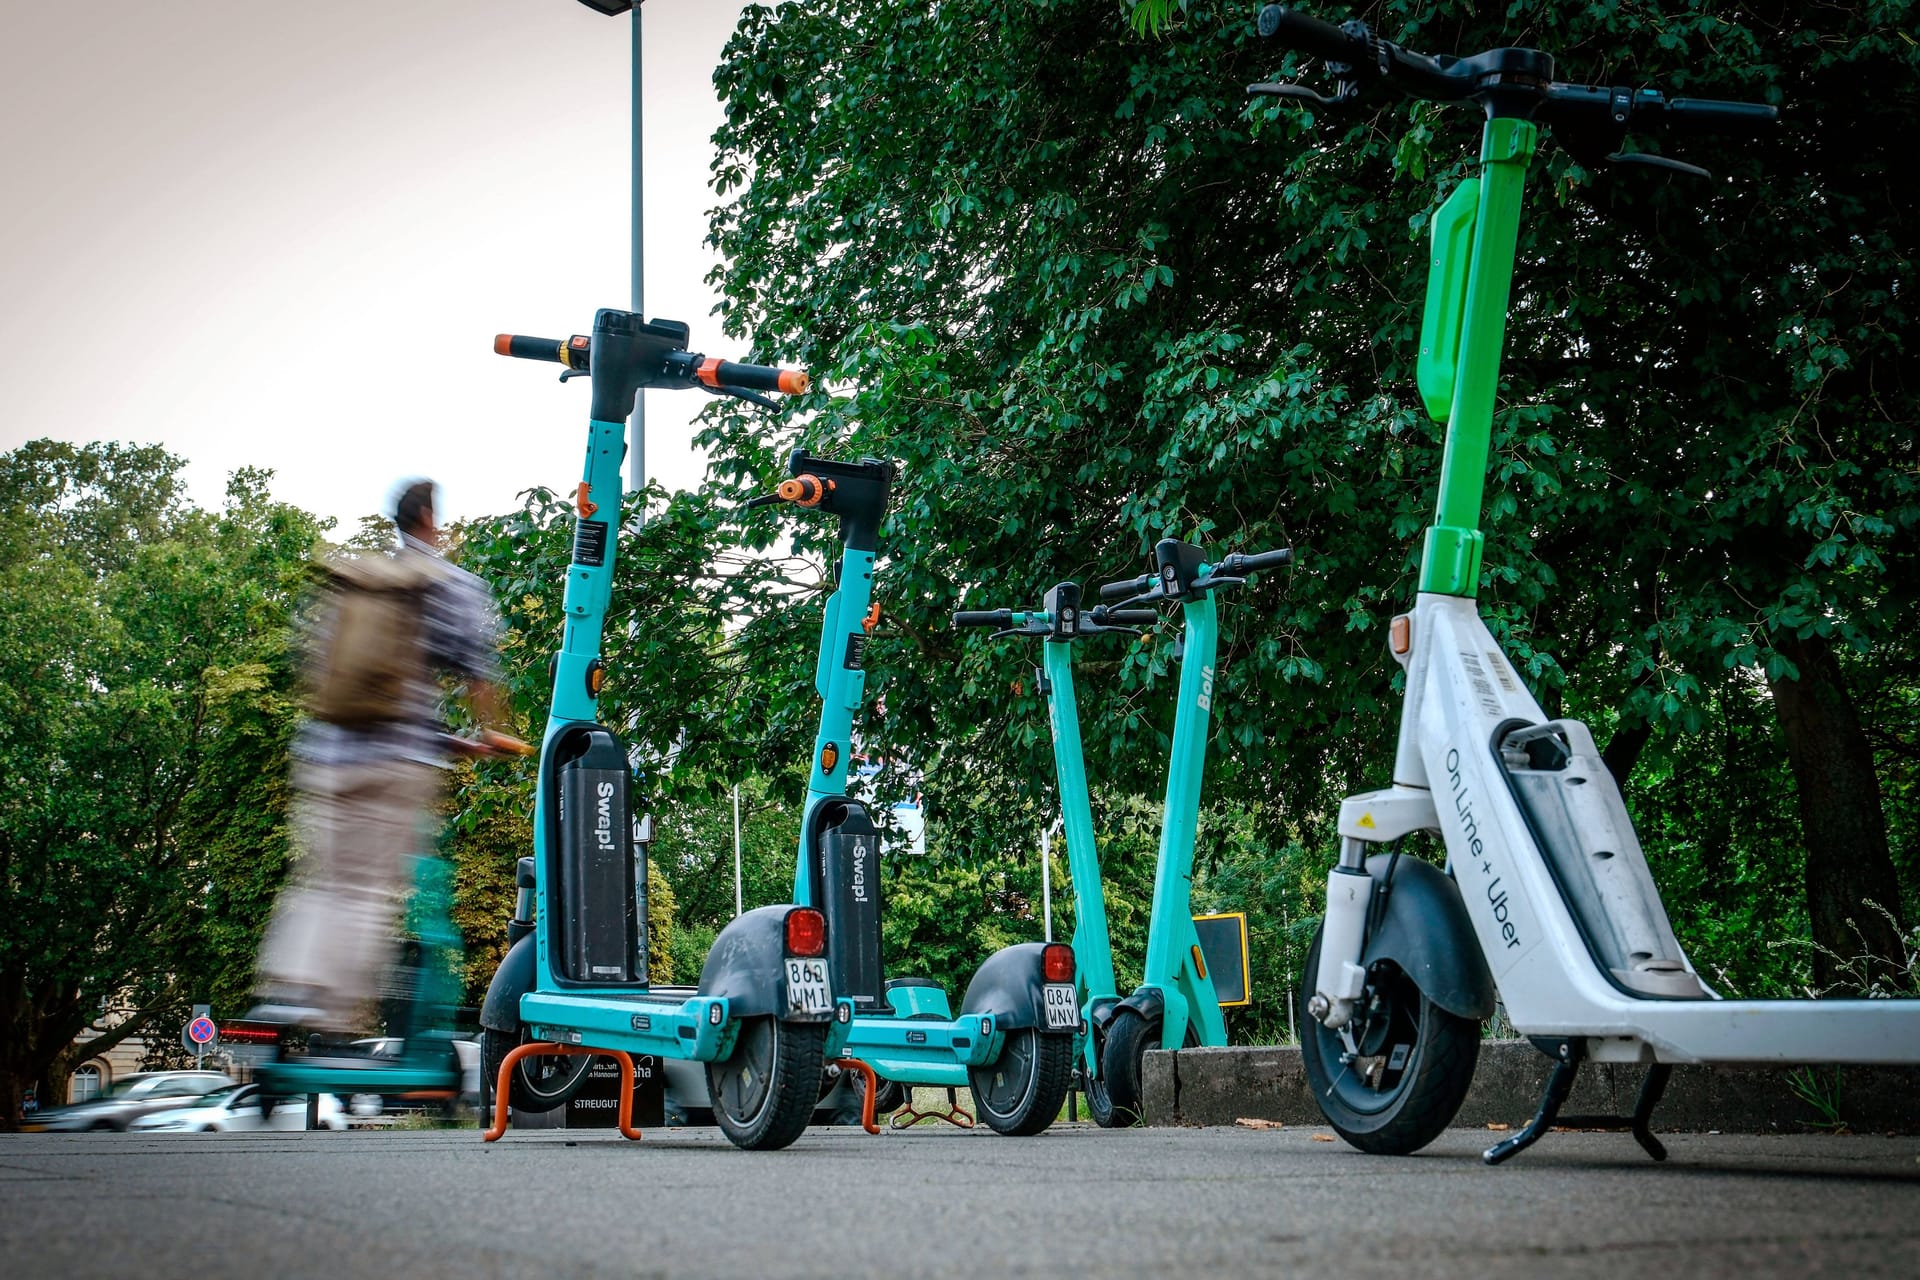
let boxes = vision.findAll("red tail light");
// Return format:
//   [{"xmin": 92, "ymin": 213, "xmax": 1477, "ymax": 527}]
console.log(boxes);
[
  {"xmin": 785, "ymin": 907, "xmax": 827, "ymax": 958},
  {"xmin": 1042, "ymin": 942, "xmax": 1074, "ymax": 984}
]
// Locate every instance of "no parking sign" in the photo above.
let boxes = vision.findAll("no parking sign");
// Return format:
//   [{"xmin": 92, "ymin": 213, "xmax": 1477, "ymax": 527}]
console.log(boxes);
[{"xmin": 181, "ymin": 1004, "xmax": 218, "ymax": 1053}]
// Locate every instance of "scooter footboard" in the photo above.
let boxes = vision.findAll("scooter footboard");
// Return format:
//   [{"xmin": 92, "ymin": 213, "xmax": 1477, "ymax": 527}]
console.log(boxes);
[{"xmin": 1496, "ymin": 720, "xmax": 1706, "ymax": 1000}]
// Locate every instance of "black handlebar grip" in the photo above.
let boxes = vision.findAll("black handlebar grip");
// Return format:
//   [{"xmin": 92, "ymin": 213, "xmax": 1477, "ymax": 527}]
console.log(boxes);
[
  {"xmin": 1231, "ymin": 547, "xmax": 1294, "ymax": 573},
  {"xmin": 696, "ymin": 357, "xmax": 812, "ymax": 395},
  {"xmin": 953, "ymin": 609, "xmax": 1014, "ymax": 629},
  {"xmin": 1256, "ymin": 6, "xmax": 1369, "ymax": 61},
  {"xmin": 1099, "ymin": 574, "xmax": 1152, "ymax": 602},
  {"xmin": 494, "ymin": 334, "xmax": 568, "ymax": 363},
  {"xmin": 1102, "ymin": 609, "xmax": 1161, "ymax": 626},
  {"xmin": 1666, "ymin": 97, "xmax": 1779, "ymax": 131}
]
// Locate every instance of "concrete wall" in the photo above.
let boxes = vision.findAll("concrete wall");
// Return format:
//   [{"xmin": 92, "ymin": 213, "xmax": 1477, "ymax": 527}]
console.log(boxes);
[{"xmin": 1142, "ymin": 1041, "xmax": 1920, "ymax": 1134}]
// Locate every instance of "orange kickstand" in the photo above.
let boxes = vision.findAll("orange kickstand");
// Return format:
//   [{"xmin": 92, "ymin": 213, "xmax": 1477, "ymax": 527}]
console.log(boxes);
[
  {"xmin": 482, "ymin": 1042, "xmax": 642, "ymax": 1142},
  {"xmin": 829, "ymin": 1058, "xmax": 884, "ymax": 1134},
  {"xmin": 889, "ymin": 1085, "xmax": 975, "ymax": 1130}
]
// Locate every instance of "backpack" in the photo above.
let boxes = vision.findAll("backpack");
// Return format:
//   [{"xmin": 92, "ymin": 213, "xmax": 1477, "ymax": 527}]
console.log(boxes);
[{"xmin": 303, "ymin": 551, "xmax": 435, "ymax": 726}]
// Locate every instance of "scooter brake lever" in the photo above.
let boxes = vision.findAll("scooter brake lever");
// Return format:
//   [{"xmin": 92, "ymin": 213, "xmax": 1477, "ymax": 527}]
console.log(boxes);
[
  {"xmin": 705, "ymin": 385, "xmax": 783, "ymax": 412},
  {"xmin": 743, "ymin": 494, "xmax": 784, "ymax": 510},
  {"xmin": 559, "ymin": 369, "xmax": 586, "ymax": 382},
  {"xmin": 1247, "ymin": 81, "xmax": 1360, "ymax": 108},
  {"xmin": 1607, "ymin": 150, "xmax": 1712, "ymax": 180}
]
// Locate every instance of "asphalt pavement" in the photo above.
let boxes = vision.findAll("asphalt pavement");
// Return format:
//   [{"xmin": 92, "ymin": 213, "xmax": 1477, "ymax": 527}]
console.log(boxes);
[{"xmin": 3, "ymin": 1123, "xmax": 1916, "ymax": 1279}]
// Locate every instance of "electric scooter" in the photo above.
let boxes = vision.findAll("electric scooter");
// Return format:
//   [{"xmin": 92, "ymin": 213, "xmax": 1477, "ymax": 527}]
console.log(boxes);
[
  {"xmin": 475, "ymin": 309, "xmax": 848, "ymax": 1151},
  {"xmin": 762, "ymin": 448, "xmax": 1083, "ymax": 1135},
  {"xmin": 1254, "ymin": 7, "xmax": 1920, "ymax": 1163},
  {"xmin": 1083, "ymin": 537, "xmax": 1292, "ymax": 1122}
]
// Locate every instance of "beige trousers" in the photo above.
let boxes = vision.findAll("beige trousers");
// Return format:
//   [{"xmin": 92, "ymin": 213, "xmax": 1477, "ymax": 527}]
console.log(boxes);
[{"xmin": 255, "ymin": 760, "xmax": 443, "ymax": 1032}]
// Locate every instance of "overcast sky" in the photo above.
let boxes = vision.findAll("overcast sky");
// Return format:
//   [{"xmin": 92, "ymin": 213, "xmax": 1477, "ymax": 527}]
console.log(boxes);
[{"xmin": 0, "ymin": 0, "xmax": 749, "ymax": 533}]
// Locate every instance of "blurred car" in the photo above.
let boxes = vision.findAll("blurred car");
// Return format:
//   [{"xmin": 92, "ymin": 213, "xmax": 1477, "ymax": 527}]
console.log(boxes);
[
  {"xmin": 346, "ymin": 1037, "xmax": 481, "ymax": 1116},
  {"xmin": 128, "ymin": 1084, "xmax": 345, "ymax": 1132},
  {"xmin": 24, "ymin": 1070, "xmax": 235, "ymax": 1132}
]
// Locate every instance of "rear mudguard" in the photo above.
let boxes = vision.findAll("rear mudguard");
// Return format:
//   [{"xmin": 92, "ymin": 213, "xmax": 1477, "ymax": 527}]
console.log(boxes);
[
  {"xmin": 1362, "ymin": 853, "xmax": 1496, "ymax": 1020},
  {"xmin": 699, "ymin": 905, "xmax": 811, "ymax": 1020},
  {"xmin": 959, "ymin": 942, "xmax": 1057, "ymax": 1033},
  {"xmin": 480, "ymin": 933, "xmax": 535, "ymax": 1034}
]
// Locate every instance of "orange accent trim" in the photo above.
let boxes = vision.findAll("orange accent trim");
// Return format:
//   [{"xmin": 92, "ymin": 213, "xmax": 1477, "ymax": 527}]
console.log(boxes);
[
  {"xmin": 777, "ymin": 369, "xmax": 812, "ymax": 395},
  {"xmin": 697, "ymin": 356, "xmax": 723, "ymax": 388},
  {"xmin": 493, "ymin": 334, "xmax": 512, "ymax": 356},
  {"xmin": 862, "ymin": 602, "xmax": 881, "ymax": 633},
  {"xmin": 575, "ymin": 482, "xmax": 598, "ymax": 520},
  {"xmin": 1389, "ymin": 614, "xmax": 1412, "ymax": 655},
  {"xmin": 777, "ymin": 475, "xmax": 831, "ymax": 507},
  {"xmin": 482, "ymin": 1042, "xmax": 642, "ymax": 1142},
  {"xmin": 821, "ymin": 742, "xmax": 839, "ymax": 775},
  {"xmin": 830, "ymin": 1058, "xmax": 883, "ymax": 1135},
  {"xmin": 1191, "ymin": 943, "xmax": 1208, "ymax": 981}
]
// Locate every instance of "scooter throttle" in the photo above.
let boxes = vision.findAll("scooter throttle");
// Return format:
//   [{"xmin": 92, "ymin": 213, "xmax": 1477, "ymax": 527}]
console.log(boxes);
[
  {"xmin": 1256, "ymin": 6, "xmax": 1370, "ymax": 62},
  {"xmin": 1095, "ymin": 608, "xmax": 1160, "ymax": 627},
  {"xmin": 1098, "ymin": 573, "xmax": 1154, "ymax": 602},
  {"xmin": 1219, "ymin": 547, "xmax": 1293, "ymax": 575},
  {"xmin": 494, "ymin": 334, "xmax": 587, "ymax": 366},
  {"xmin": 695, "ymin": 357, "xmax": 810, "ymax": 395},
  {"xmin": 953, "ymin": 609, "xmax": 1014, "ymax": 629}
]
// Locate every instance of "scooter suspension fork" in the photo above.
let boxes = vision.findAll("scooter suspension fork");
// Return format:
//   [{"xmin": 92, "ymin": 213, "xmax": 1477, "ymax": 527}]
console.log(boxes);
[{"xmin": 1309, "ymin": 837, "xmax": 1373, "ymax": 1031}]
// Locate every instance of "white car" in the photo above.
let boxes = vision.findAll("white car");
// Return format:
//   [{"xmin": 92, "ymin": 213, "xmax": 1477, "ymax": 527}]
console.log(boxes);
[{"xmin": 129, "ymin": 1084, "xmax": 346, "ymax": 1132}]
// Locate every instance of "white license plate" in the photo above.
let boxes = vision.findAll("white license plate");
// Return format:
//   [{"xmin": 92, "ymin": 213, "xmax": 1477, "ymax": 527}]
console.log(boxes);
[
  {"xmin": 785, "ymin": 958, "xmax": 831, "ymax": 1016},
  {"xmin": 1043, "ymin": 983, "xmax": 1078, "ymax": 1030}
]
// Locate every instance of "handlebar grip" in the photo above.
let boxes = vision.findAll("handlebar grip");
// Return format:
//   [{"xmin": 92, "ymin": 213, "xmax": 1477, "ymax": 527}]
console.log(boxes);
[
  {"xmin": 1102, "ymin": 609, "xmax": 1161, "ymax": 626},
  {"xmin": 1666, "ymin": 97, "xmax": 1778, "ymax": 131},
  {"xmin": 1229, "ymin": 547, "xmax": 1294, "ymax": 573},
  {"xmin": 1099, "ymin": 574, "xmax": 1152, "ymax": 602},
  {"xmin": 697, "ymin": 357, "xmax": 812, "ymax": 395},
  {"xmin": 494, "ymin": 334, "xmax": 569, "ymax": 363},
  {"xmin": 1256, "ymin": 6, "xmax": 1369, "ymax": 62},
  {"xmin": 953, "ymin": 609, "xmax": 1014, "ymax": 629}
]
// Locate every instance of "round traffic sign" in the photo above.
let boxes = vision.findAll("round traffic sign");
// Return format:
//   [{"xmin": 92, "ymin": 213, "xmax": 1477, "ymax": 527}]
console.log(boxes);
[{"xmin": 187, "ymin": 1016, "xmax": 217, "ymax": 1045}]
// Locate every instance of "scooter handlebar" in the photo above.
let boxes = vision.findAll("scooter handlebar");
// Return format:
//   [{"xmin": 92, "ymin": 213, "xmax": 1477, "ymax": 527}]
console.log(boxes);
[
  {"xmin": 1256, "ymin": 5, "xmax": 1370, "ymax": 63},
  {"xmin": 494, "ymin": 333, "xmax": 575, "ymax": 364},
  {"xmin": 1097, "ymin": 608, "xmax": 1161, "ymax": 626},
  {"xmin": 1218, "ymin": 547, "xmax": 1293, "ymax": 575},
  {"xmin": 953, "ymin": 609, "xmax": 1014, "ymax": 629},
  {"xmin": 1098, "ymin": 573, "xmax": 1155, "ymax": 602},
  {"xmin": 695, "ymin": 357, "xmax": 811, "ymax": 395}
]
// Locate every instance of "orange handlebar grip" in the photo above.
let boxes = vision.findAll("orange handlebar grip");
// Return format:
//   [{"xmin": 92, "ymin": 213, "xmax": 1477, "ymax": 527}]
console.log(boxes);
[{"xmin": 778, "ymin": 370, "xmax": 811, "ymax": 395}]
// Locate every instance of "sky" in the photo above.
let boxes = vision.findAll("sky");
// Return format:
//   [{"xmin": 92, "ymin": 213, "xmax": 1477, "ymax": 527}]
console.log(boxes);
[{"xmin": 0, "ymin": 0, "xmax": 749, "ymax": 533}]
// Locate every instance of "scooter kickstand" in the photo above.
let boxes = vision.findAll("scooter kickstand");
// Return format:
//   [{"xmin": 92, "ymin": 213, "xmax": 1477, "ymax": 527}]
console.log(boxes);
[
  {"xmin": 1484, "ymin": 1040, "xmax": 1582, "ymax": 1165},
  {"xmin": 1627, "ymin": 1064, "xmax": 1672, "ymax": 1162}
]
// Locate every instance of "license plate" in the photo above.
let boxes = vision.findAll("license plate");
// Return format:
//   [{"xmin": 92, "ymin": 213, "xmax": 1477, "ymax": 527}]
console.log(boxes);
[
  {"xmin": 785, "ymin": 958, "xmax": 831, "ymax": 1016},
  {"xmin": 1043, "ymin": 983, "xmax": 1078, "ymax": 1030}
]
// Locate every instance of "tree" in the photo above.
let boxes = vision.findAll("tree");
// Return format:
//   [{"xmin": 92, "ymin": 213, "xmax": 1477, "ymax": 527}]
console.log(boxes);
[
  {"xmin": 697, "ymin": 0, "xmax": 1916, "ymax": 1000},
  {"xmin": 0, "ymin": 442, "xmax": 325, "ymax": 1123}
]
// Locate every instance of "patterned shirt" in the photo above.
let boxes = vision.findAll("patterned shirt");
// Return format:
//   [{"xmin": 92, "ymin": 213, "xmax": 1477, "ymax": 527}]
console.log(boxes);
[{"xmin": 295, "ymin": 533, "xmax": 503, "ymax": 768}]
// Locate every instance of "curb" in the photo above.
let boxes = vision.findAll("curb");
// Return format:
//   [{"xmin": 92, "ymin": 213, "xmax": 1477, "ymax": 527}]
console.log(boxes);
[{"xmin": 1141, "ymin": 1041, "xmax": 1920, "ymax": 1134}]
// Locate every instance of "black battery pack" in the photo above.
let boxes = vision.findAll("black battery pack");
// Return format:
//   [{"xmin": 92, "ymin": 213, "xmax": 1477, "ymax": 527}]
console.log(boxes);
[
  {"xmin": 816, "ymin": 801, "xmax": 883, "ymax": 1011},
  {"xmin": 554, "ymin": 726, "xmax": 644, "ymax": 984}
]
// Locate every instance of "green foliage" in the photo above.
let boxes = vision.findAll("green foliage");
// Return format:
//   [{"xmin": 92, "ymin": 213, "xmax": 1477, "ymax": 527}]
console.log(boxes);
[{"xmin": 0, "ymin": 441, "xmax": 326, "ymax": 1121}]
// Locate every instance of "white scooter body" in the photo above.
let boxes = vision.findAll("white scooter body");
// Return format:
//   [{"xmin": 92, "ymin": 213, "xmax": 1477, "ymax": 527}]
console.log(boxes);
[{"xmin": 1318, "ymin": 592, "xmax": 1920, "ymax": 1066}]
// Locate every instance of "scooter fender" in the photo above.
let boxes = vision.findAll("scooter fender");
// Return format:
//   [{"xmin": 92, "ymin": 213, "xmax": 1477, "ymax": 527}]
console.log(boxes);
[
  {"xmin": 1362, "ymin": 853, "xmax": 1497, "ymax": 1020},
  {"xmin": 698, "ymin": 905, "xmax": 826, "ymax": 1021},
  {"xmin": 479, "ymin": 932, "xmax": 536, "ymax": 1034},
  {"xmin": 958, "ymin": 942, "xmax": 1056, "ymax": 1034}
]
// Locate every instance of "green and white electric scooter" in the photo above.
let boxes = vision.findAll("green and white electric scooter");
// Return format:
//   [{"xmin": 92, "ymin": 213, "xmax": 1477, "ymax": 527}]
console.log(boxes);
[{"xmin": 1254, "ymin": 7, "xmax": 1920, "ymax": 1163}]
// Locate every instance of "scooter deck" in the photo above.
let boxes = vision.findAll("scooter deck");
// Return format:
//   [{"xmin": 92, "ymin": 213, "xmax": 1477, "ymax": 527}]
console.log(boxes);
[
  {"xmin": 840, "ymin": 1010, "xmax": 999, "ymax": 1085},
  {"xmin": 521, "ymin": 987, "xmax": 849, "ymax": 1063}
]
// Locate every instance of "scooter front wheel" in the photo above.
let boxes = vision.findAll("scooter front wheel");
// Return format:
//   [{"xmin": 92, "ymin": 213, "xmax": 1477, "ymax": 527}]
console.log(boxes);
[
  {"xmin": 707, "ymin": 1017, "xmax": 827, "ymax": 1151},
  {"xmin": 968, "ymin": 1029, "xmax": 1072, "ymax": 1136},
  {"xmin": 480, "ymin": 1025, "xmax": 592, "ymax": 1114},
  {"xmin": 1297, "ymin": 924, "xmax": 1479, "ymax": 1154}
]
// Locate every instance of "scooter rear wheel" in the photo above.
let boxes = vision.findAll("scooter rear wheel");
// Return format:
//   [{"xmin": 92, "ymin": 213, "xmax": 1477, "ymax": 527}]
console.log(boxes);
[
  {"xmin": 968, "ymin": 1028, "xmax": 1072, "ymax": 1136},
  {"xmin": 480, "ymin": 1025, "xmax": 592, "ymax": 1115},
  {"xmin": 707, "ymin": 1017, "xmax": 827, "ymax": 1151},
  {"xmin": 1297, "ymin": 925, "xmax": 1479, "ymax": 1154}
]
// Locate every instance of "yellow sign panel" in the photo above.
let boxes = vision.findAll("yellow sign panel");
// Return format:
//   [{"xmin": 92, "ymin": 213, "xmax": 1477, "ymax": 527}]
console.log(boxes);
[{"xmin": 1192, "ymin": 912, "xmax": 1252, "ymax": 1007}]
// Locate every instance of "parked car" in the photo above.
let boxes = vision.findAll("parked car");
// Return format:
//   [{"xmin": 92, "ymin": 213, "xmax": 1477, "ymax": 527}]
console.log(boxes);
[
  {"xmin": 128, "ymin": 1084, "xmax": 345, "ymax": 1132},
  {"xmin": 23, "ymin": 1071, "xmax": 235, "ymax": 1132}
]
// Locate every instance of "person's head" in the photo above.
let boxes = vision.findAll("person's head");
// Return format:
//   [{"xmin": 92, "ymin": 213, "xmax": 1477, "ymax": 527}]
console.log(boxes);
[{"xmin": 393, "ymin": 479, "xmax": 438, "ymax": 545}]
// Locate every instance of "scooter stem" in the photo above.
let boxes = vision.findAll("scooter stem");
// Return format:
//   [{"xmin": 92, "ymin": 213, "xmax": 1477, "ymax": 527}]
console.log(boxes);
[
  {"xmin": 791, "ymin": 543, "xmax": 876, "ymax": 904},
  {"xmin": 1042, "ymin": 639, "xmax": 1117, "ymax": 1001}
]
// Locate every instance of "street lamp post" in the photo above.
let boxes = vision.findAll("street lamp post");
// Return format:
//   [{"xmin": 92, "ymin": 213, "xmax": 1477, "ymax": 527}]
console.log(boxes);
[{"xmin": 574, "ymin": 0, "xmax": 647, "ymax": 509}]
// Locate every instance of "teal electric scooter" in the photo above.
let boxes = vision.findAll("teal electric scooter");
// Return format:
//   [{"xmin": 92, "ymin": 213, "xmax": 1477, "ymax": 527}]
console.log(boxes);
[
  {"xmin": 760, "ymin": 449, "xmax": 1083, "ymax": 1136},
  {"xmin": 1085, "ymin": 537, "xmax": 1292, "ymax": 1123},
  {"xmin": 956, "ymin": 581, "xmax": 1157, "ymax": 1127},
  {"xmin": 466, "ymin": 309, "xmax": 847, "ymax": 1151}
]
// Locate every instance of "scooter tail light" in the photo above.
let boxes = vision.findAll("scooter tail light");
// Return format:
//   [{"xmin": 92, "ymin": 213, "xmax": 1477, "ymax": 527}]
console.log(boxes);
[
  {"xmin": 1042, "ymin": 942, "xmax": 1075, "ymax": 984},
  {"xmin": 785, "ymin": 907, "xmax": 827, "ymax": 958}
]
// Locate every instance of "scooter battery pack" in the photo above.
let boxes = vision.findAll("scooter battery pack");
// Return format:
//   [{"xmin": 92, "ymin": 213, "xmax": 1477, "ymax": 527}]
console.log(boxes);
[
  {"xmin": 557, "ymin": 752, "xmax": 639, "ymax": 984},
  {"xmin": 819, "ymin": 802, "xmax": 883, "ymax": 1009}
]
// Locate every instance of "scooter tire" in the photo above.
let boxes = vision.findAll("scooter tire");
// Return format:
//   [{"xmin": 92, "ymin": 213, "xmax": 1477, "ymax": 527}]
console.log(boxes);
[
  {"xmin": 707, "ymin": 1017, "xmax": 827, "ymax": 1151},
  {"xmin": 480, "ymin": 1025, "xmax": 591, "ymax": 1115},
  {"xmin": 1297, "ymin": 925, "xmax": 1479, "ymax": 1155},
  {"xmin": 968, "ymin": 1028, "xmax": 1072, "ymax": 1136},
  {"xmin": 1096, "ymin": 1009, "xmax": 1152, "ymax": 1126}
]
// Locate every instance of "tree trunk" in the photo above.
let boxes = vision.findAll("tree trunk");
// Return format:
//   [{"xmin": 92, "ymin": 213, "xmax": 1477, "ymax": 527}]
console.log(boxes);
[{"xmin": 1767, "ymin": 629, "xmax": 1910, "ymax": 992}]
